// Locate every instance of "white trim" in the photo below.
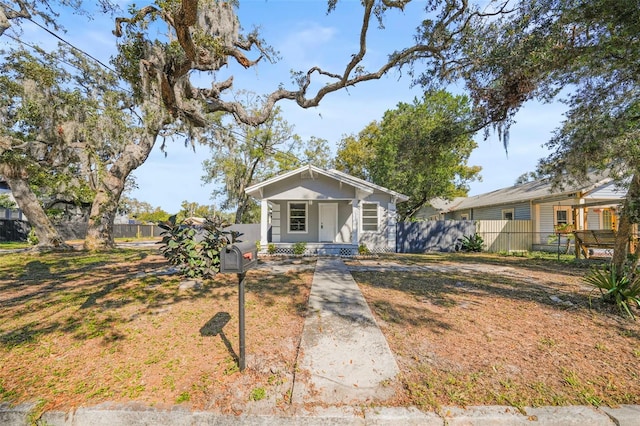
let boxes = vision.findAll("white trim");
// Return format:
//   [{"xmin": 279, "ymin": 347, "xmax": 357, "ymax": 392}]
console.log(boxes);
[
  {"xmin": 360, "ymin": 201, "xmax": 380, "ymax": 233},
  {"xmin": 288, "ymin": 201, "xmax": 308, "ymax": 234},
  {"xmin": 502, "ymin": 208, "xmax": 515, "ymax": 220}
]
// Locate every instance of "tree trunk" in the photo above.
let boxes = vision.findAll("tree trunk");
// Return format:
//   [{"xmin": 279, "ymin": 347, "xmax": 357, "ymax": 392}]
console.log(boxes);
[
  {"xmin": 612, "ymin": 172, "xmax": 640, "ymax": 278},
  {"xmin": 83, "ymin": 127, "xmax": 160, "ymax": 250},
  {"xmin": 84, "ymin": 175, "xmax": 124, "ymax": 250},
  {"xmin": 234, "ymin": 193, "xmax": 248, "ymax": 224},
  {"xmin": 4, "ymin": 176, "xmax": 71, "ymax": 249}
]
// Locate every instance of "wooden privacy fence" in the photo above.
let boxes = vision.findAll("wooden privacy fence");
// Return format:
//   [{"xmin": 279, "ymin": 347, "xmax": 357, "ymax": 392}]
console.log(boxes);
[
  {"xmin": 397, "ymin": 220, "xmax": 533, "ymax": 253},
  {"xmin": 476, "ymin": 220, "xmax": 533, "ymax": 253},
  {"xmin": 0, "ymin": 220, "xmax": 164, "ymax": 242}
]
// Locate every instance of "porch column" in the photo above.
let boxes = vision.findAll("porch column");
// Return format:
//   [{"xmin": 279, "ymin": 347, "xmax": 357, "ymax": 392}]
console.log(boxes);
[
  {"xmin": 260, "ymin": 199, "xmax": 269, "ymax": 247},
  {"xmin": 352, "ymin": 199, "xmax": 359, "ymax": 245}
]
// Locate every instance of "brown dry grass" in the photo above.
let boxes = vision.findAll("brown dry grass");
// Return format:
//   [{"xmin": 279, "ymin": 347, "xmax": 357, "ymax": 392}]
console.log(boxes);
[
  {"xmin": 348, "ymin": 253, "xmax": 640, "ymax": 411},
  {"xmin": 0, "ymin": 249, "xmax": 312, "ymax": 416},
  {"xmin": 1, "ymin": 249, "xmax": 639, "ymax": 419}
]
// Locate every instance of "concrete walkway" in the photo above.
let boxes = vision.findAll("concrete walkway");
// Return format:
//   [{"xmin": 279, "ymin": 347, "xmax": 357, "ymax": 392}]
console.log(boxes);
[{"xmin": 292, "ymin": 258, "xmax": 399, "ymax": 405}]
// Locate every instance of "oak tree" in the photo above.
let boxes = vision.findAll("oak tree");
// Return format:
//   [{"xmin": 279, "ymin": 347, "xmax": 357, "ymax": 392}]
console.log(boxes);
[{"xmin": 419, "ymin": 0, "xmax": 640, "ymax": 274}]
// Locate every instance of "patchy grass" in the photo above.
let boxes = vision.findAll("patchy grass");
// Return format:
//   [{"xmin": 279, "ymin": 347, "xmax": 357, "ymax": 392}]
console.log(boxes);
[
  {"xmin": 2, "ymin": 249, "xmax": 639, "ymax": 416},
  {"xmin": 0, "ymin": 250, "xmax": 312, "ymax": 415},
  {"xmin": 0, "ymin": 241, "xmax": 31, "ymax": 250},
  {"xmin": 348, "ymin": 253, "xmax": 640, "ymax": 411}
]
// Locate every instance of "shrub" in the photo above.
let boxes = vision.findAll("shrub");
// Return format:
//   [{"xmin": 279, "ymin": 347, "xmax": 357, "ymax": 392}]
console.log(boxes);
[
  {"xmin": 292, "ymin": 242, "xmax": 307, "ymax": 256},
  {"xmin": 267, "ymin": 243, "xmax": 276, "ymax": 255},
  {"xmin": 358, "ymin": 243, "xmax": 370, "ymax": 255},
  {"xmin": 158, "ymin": 215, "xmax": 239, "ymax": 279},
  {"xmin": 27, "ymin": 228, "xmax": 38, "ymax": 246},
  {"xmin": 456, "ymin": 233, "xmax": 484, "ymax": 252},
  {"xmin": 584, "ymin": 265, "xmax": 640, "ymax": 319}
]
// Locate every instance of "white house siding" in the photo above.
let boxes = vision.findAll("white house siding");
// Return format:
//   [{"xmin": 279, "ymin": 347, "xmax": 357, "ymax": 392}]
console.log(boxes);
[
  {"xmin": 585, "ymin": 181, "xmax": 626, "ymax": 199},
  {"xmin": 538, "ymin": 203, "xmax": 556, "ymax": 236},
  {"xmin": 338, "ymin": 202, "xmax": 353, "ymax": 243},
  {"xmin": 587, "ymin": 210, "xmax": 600, "ymax": 229},
  {"xmin": 358, "ymin": 192, "xmax": 394, "ymax": 251},
  {"xmin": 261, "ymin": 173, "xmax": 355, "ymax": 200}
]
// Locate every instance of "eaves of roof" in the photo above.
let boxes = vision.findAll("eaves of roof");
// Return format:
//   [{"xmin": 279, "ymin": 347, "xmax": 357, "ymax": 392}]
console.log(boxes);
[{"xmin": 245, "ymin": 164, "xmax": 409, "ymax": 201}]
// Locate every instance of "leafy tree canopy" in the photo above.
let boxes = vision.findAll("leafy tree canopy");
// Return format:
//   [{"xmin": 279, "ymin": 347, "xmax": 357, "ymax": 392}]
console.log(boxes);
[
  {"xmin": 410, "ymin": 0, "xmax": 640, "ymax": 274},
  {"xmin": 335, "ymin": 90, "xmax": 481, "ymax": 219},
  {"xmin": 202, "ymin": 96, "xmax": 334, "ymax": 224}
]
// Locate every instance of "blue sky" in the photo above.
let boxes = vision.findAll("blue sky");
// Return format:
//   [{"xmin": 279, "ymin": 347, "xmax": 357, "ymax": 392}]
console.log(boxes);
[{"xmin": 6, "ymin": 0, "xmax": 564, "ymax": 214}]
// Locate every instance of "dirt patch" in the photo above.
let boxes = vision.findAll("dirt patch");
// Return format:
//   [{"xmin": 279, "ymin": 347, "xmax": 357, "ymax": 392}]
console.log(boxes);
[{"xmin": 347, "ymin": 253, "xmax": 640, "ymax": 410}]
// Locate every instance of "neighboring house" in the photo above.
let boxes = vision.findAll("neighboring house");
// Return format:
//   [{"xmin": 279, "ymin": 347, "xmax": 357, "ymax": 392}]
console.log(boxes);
[
  {"xmin": 417, "ymin": 171, "xmax": 627, "ymax": 251},
  {"xmin": 245, "ymin": 165, "xmax": 409, "ymax": 254},
  {"xmin": 0, "ymin": 177, "xmax": 24, "ymax": 220}
]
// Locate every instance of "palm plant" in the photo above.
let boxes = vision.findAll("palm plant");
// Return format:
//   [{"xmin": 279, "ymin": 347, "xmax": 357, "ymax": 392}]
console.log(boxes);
[{"xmin": 584, "ymin": 265, "xmax": 640, "ymax": 319}]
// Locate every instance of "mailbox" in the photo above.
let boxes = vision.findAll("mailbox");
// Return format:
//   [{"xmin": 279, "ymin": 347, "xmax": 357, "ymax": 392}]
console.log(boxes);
[{"xmin": 220, "ymin": 241, "xmax": 258, "ymax": 274}]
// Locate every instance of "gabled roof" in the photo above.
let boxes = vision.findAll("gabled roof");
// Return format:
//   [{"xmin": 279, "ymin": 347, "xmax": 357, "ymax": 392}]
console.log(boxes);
[
  {"xmin": 435, "ymin": 170, "xmax": 619, "ymax": 213},
  {"xmin": 245, "ymin": 164, "xmax": 409, "ymax": 202}
]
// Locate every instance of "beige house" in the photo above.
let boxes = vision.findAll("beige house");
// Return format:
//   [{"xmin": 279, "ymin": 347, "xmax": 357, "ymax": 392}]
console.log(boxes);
[{"xmin": 417, "ymin": 171, "xmax": 627, "ymax": 252}]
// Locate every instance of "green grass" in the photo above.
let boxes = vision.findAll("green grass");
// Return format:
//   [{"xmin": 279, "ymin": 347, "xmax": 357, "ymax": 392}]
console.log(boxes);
[
  {"xmin": 249, "ymin": 387, "xmax": 266, "ymax": 401},
  {"xmin": 0, "ymin": 241, "xmax": 31, "ymax": 250}
]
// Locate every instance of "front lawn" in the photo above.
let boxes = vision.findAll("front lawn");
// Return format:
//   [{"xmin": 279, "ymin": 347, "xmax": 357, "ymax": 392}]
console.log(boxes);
[
  {"xmin": 1, "ymin": 250, "xmax": 638, "ymax": 418},
  {"xmin": 347, "ymin": 253, "xmax": 640, "ymax": 411},
  {"xmin": 0, "ymin": 250, "xmax": 311, "ymax": 416}
]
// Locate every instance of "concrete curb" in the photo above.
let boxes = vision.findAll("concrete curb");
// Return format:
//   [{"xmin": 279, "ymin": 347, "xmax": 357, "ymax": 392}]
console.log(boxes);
[{"xmin": 2, "ymin": 402, "xmax": 639, "ymax": 425}]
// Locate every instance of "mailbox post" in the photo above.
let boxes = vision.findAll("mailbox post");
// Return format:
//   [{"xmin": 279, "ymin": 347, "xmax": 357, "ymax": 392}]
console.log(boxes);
[{"xmin": 219, "ymin": 241, "xmax": 258, "ymax": 371}]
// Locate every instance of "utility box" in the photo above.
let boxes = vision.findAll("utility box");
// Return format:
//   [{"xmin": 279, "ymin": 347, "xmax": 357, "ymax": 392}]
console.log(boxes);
[{"xmin": 220, "ymin": 241, "xmax": 258, "ymax": 274}]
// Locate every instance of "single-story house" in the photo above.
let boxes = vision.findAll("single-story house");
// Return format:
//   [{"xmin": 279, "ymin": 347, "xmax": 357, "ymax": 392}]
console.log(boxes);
[
  {"xmin": 245, "ymin": 165, "xmax": 409, "ymax": 255},
  {"xmin": 416, "ymin": 171, "xmax": 627, "ymax": 251}
]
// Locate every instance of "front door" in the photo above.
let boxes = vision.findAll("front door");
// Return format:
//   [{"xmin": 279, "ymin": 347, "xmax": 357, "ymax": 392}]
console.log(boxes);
[{"xmin": 319, "ymin": 203, "xmax": 338, "ymax": 242}]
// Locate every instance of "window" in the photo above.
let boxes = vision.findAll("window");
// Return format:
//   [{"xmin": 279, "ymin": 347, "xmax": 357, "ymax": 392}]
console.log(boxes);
[
  {"xmin": 459, "ymin": 213, "xmax": 469, "ymax": 220},
  {"xmin": 361, "ymin": 203, "xmax": 379, "ymax": 232},
  {"xmin": 555, "ymin": 209, "xmax": 568, "ymax": 225},
  {"xmin": 602, "ymin": 208, "xmax": 615, "ymax": 230},
  {"xmin": 289, "ymin": 202, "xmax": 307, "ymax": 233},
  {"xmin": 502, "ymin": 209, "xmax": 514, "ymax": 220},
  {"xmin": 554, "ymin": 205, "xmax": 573, "ymax": 228}
]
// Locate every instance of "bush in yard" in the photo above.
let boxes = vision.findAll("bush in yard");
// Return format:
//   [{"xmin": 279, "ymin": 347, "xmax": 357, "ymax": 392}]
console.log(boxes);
[
  {"xmin": 158, "ymin": 215, "xmax": 239, "ymax": 279},
  {"xmin": 456, "ymin": 233, "xmax": 484, "ymax": 252},
  {"xmin": 584, "ymin": 265, "xmax": 640, "ymax": 320},
  {"xmin": 267, "ymin": 243, "xmax": 276, "ymax": 255},
  {"xmin": 292, "ymin": 242, "xmax": 307, "ymax": 256},
  {"xmin": 358, "ymin": 243, "xmax": 370, "ymax": 255}
]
